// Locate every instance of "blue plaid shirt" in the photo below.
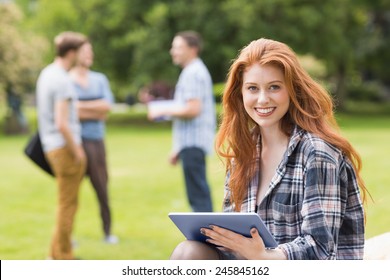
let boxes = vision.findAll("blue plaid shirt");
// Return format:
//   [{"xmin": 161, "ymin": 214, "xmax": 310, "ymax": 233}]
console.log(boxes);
[{"xmin": 223, "ymin": 126, "xmax": 365, "ymax": 260}]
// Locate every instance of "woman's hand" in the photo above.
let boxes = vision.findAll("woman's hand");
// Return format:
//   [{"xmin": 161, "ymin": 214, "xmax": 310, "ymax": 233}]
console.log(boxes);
[
  {"xmin": 200, "ymin": 225, "xmax": 267, "ymax": 260},
  {"xmin": 201, "ymin": 225, "xmax": 287, "ymax": 260}
]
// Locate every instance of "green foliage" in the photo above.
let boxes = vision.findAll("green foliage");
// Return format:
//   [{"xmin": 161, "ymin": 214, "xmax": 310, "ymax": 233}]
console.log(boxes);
[
  {"xmin": 347, "ymin": 80, "xmax": 387, "ymax": 102},
  {"xmin": 0, "ymin": 3, "xmax": 48, "ymax": 97},
  {"xmin": 6, "ymin": 0, "xmax": 390, "ymax": 107},
  {"xmin": 213, "ymin": 83, "xmax": 225, "ymax": 103},
  {"xmin": 355, "ymin": 1, "xmax": 390, "ymax": 85}
]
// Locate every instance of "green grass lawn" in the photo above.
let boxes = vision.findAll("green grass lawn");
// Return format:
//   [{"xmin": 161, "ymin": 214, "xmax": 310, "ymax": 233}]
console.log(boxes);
[
  {"xmin": 336, "ymin": 114, "xmax": 390, "ymax": 240},
  {"xmin": 0, "ymin": 109, "xmax": 389, "ymax": 259}
]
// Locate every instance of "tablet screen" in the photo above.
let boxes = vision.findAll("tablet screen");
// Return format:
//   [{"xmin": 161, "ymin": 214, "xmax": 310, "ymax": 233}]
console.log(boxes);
[{"xmin": 169, "ymin": 212, "xmax": 278, "ymax": 248}]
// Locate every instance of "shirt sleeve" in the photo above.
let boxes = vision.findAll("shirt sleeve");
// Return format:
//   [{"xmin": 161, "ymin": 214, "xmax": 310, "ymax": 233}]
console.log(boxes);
[
  {"xmin": 279, "ymin": 155, "xmax": 350, "ymax": 260},
  {"xmin": 100, "ymin": 74, "xmax": 115, "ymax": 104},
  {"xmin": 54, "ymin": 76, "xmax": 74, "ymax": 102},
  {"xmin": 181, "ymin": 71, "xmax": 204, "ymax": 101}
]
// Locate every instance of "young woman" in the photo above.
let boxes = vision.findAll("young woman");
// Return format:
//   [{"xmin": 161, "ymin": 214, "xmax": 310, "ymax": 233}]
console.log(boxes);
[{"xmin": 170, "ymin": 38, "xmax": 367, "ymax": 260}]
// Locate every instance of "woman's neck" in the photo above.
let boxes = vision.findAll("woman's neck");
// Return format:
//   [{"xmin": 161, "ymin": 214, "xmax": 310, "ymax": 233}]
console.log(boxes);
[{"xmin": 260, "ymin": 126, "xmax": 289, "ymax": 150}]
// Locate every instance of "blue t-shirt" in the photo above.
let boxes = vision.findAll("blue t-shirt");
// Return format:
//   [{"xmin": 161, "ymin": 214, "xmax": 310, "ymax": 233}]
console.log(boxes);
[{"xmin": 73, "ymin": 71, "xmax": 114, "ymax": 140}]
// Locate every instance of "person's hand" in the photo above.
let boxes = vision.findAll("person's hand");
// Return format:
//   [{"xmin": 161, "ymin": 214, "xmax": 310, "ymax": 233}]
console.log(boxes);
[
  {"xmin": 148, "ymin": 108, "xmax": 170, "ymax": 121},
  {"xmin": 147, "ymin": 110, "xmax": 162, "ymax": 121},
  {"xmin": 169, "ymin": 152, "xmax": 179, "ymax": 166},
  {"xmin": 74, "ymin": 145, "xmax": 86, "ymax": 164},
  {"xmin": 200, "ymin": 225, "xmax": 267, "ymax": 260}
]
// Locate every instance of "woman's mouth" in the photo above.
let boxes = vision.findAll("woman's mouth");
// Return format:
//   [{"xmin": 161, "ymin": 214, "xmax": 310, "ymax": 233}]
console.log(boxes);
[{"xmin": 255, "ymin": 107, "xmax": 276, "ymax": 117}]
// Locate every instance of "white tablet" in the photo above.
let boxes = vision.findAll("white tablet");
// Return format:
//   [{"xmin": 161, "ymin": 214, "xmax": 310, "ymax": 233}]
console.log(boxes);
[{"xmin": 169, "ymin": 212, "xmax": 278, "ymax": 248}]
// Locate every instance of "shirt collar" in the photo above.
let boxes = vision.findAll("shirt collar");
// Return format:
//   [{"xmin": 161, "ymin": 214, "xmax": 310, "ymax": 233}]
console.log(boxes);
[{"xmin": 286, "ymin": 125, "xmax": 305, "ymax": 157}]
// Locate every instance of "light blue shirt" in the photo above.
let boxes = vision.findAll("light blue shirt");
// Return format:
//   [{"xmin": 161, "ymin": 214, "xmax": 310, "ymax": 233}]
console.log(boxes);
[
  {"xmin": 73, "ymin": 71, "xmax": 114, "ymax": 140},
  {"xmin": 172, "ymin": 58, "xmax": 216, "ymax": 154}
]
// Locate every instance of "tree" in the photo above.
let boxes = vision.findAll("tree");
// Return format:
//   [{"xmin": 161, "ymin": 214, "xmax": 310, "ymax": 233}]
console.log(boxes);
[
  {"xmin": 0, "ymin": 2, "xmax": 48, "ymax": 134},
  {"xmin": 13, "ymin": 0, "xmax": 390, "ymax": 109},
  {"xmin": 356, "ymin": 1, "xmax": 390, "ymax": 88},
  {"xmin": 220, "ymin": 0, "xmax": 371, "ymax": 109}
]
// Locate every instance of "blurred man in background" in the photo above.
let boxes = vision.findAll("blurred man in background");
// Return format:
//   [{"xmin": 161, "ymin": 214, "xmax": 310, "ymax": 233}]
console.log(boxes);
[
  {"xmin": 149, "ymin": 31, "xmax": 216, "ymax": 212},
  {"xmin": 37, "ymin": 31, "xmax": 87, "ymax": 259}
]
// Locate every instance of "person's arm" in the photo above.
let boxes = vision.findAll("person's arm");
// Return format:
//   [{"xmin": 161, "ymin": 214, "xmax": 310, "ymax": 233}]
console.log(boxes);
[
  {"xmin": 77, "ymin": 99, "xmax": 111, "ymax": 120},
  {"xmin": 148, "ymin": 98, "xmax": 201, "ymax": 120},
  {"xmin": 169, "ymin": 98, "xmax": 201, "ymax": 119},
  {"xmin": 77, "ymin": 73, "xmax": 114, "ymax": 121},
  {"xmin": 209, "ymin": 156, "xmax": 346, "ymax": 260},
  {"xmin": 278, "ymin": 157, "xmax": 346, "ymax": 260},
  {"xmin": 54, "ymin": 98, "xmax": 84, "ymax": 162}
]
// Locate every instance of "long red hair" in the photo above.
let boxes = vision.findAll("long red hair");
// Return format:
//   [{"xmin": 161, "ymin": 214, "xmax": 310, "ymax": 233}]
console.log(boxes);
[{"xmin": 216, "ymin": 38, "xmax": 368, "ymax": 211}]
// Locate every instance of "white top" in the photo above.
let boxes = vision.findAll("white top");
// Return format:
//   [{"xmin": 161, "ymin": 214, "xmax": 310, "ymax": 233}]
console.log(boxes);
[{"xmin": 37, "ymin": 63, "xmax": 81, "ymax": 152}]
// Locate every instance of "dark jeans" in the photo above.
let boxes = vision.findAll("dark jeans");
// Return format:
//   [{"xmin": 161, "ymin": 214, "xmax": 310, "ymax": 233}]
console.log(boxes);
[
  {"xmin": 179, "ymin": 147, "xmax": 213, "ymax": 212},
  {"xmin": 82, "ymin": 139, "xmax": 112, "ymax": 236}
]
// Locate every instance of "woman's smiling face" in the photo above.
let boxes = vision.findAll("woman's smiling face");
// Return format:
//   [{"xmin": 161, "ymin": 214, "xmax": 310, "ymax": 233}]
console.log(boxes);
[{"xmin": 242, "ymin": 63, "xmax": 290, "ymax": 131}]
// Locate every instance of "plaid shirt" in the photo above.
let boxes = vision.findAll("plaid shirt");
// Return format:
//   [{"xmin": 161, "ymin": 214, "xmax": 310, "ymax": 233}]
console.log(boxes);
[
  {"xmin": 172, "ymin": 58, "xmax": 216, "ymax": 155},
  {"xmin": 223, "ymin": 126, "xmax": 365, "ymax": 260}
]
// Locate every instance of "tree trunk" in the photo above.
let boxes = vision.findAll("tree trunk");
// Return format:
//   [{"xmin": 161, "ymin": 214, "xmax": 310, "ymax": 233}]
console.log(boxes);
[{"xmin": 333, "ymin": 63, "xmax": 347, "ymax": 112}]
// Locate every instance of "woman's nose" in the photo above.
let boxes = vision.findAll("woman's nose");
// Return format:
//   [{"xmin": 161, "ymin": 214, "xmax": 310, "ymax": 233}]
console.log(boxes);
[{"xmin": 257, "ymin": 90, "xmax": 269, "ymax": 104}]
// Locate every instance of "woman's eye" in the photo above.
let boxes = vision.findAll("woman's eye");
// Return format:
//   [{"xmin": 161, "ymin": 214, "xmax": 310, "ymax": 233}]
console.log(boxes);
[
  {"xmin": 270, "ymin": 85, "xmax": 280, "ymax": 91},
  {"xmin": 248, "ymin": 86, "xmax": 258, "ymax": 91}
]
